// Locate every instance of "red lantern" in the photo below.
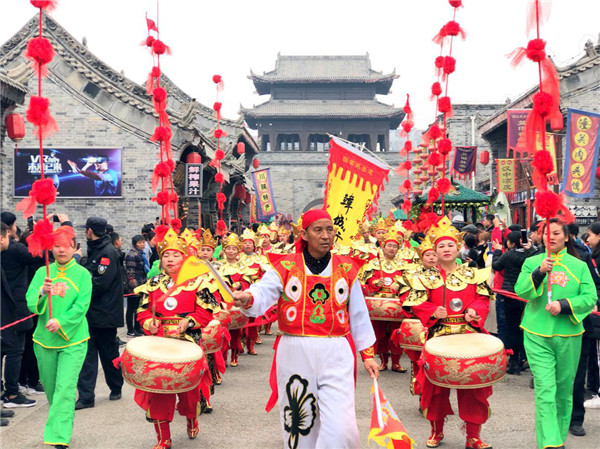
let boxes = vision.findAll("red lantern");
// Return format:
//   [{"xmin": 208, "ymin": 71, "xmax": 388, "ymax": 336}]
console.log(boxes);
[
  {"xmin": 414, "ymin": 178, "xmax": 423, "ymax": 186},
  {"xmin": 5, "ymin": 113, "xmax": 25, "ymax": 142},
  {"xmin": 233, "ymin": 184, "xmax": 246, "ymax": 199},
  {"xmin": 186, "ymin": 152, "xmax": 202, "ymax": 163},
  {"xmin": 480, "ymin": 150, "xmax": 490, "ymax": 166},
  {"xmin": 237, "ymin": 142, "xmax": 245, "ymax": 155},
  {"xmin": 252, "ymin": 158, "xmax": 260, "ymax": 169},
  {"xmin": 243, "ymin": 190, "xmax": 252, "ymax": 204},
  {"xmin": 419, "ymin": 175, "xmax": 429, "ymax": 183},
  {"xmin": 413, "ymin": 189, "xmax": 423, "ymax": 196},
  {"xmin": 413, "ymin": 168, "xmax": 423, "ymax": 175},
  {"xmin": 596, "ymin": 167, "xmax": 600, "ymax": 180}
]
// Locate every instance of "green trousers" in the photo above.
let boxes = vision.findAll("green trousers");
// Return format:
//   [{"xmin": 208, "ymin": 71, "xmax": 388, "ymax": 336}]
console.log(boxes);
[
  {"xmin": 34, "ymin": 341, "xmax": 87, "ymax": 446},
  {"xmin": 524, "ymin": 332, "xmax": 581, "ymax": 449}
]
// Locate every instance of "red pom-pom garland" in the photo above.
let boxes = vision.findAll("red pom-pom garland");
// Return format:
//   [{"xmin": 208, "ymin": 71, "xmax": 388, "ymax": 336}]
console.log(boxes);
[
  {"xmin": 437, "ymin": 177, "xmax": 452, "ymax": 194},
  {"xmin": 215, "ymin": 173, "xmax": 225, "ymax": 184},
  {"xmin": 532, "ymin": 92, "xmax": 553, "ymax": 118},
  {"xmin": 438, "ymin": 138, "xmax": 453, "ymax": 155},
  {"xmin": 526, "ymin": 39, "xmax": 546, "ymax": 62}
]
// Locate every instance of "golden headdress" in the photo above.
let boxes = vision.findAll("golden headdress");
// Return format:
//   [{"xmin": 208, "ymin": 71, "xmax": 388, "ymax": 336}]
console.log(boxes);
[
  {"xmin": 426, "ymin": 216, "xmax": 463, "ymax": 246},
  {"xmin": 268, "ymin": 222, "xmax": 278, "ymax": 238},
  {"xmin": 381, "ymin": 229, "xmax": 402, "ymax": 246},
  {"xmin": 371, "ymin": 217, "xmax": 387, "ymax": 233},
  {"xmin": 199, "ymin": 229, "xmax": 218, "ymax": 249},
  {"xmin": 416, "ymin": 237, "xmax": 435, "ymax": 259},
  {"xmin": 180, "ymin": 228, "xmax": 200, "ymax": 254},
  {"xmin": 240, "ymin": 228, "xmax": 258, "ymax": 245},
  {"xmin": 157, "ymin": 229, "xmax": 188, "ymax": 256},
  {"xmin": 393, "ymin": 221, "xmax": 411, "ymax": 240},
  {"xmin": 257, "ymin": 224, "xmax": 270, "ymax": 236},
  {"xmin": 222, "ymin": 232, "xmax": 241, "ymax": 250}
]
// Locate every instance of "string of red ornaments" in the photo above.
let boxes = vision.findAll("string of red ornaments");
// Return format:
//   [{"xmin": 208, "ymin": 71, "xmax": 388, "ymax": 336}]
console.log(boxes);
[
  {"xmin": 143, "ymin": 7, "xmax": 180, "ymax": 238},
  {"xmin": 420, "ymin": 0, "xmax": 466, "ymax": 212}
]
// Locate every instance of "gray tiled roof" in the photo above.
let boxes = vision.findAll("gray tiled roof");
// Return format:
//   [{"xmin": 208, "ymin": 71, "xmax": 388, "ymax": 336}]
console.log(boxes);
[
  {"xmin": 242, "ymin": 99, "xmax": 403, "ymax": 119},
  {"xmin": 250, "ymin": 54, "xmax": 396, "ymax": 82}
]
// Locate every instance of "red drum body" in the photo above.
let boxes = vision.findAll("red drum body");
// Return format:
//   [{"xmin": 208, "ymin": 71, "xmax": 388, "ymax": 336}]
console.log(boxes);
[
  {"xmin": 227, "ymin": 306, "xmax": 248, "ymax": 330},
  {"xmin": 397, "ymin": 318, "xmax": 427, "ymax": 351},
  {"xmin": 201, "ymin": 320, "xmax": 228, "ymax": 354},
  {"xmin": 121, "ymin": 336, "xmax": 205, "ymax": 393},
  {"xmin": 422, "ymin": 333, "xmax": 507, "ymax": 389},
  {"xmin": 366, "ymin": 296, "xmax": 404, "ymax": 321}
]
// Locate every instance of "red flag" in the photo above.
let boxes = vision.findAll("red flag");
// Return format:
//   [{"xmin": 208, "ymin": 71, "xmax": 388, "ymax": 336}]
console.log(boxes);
[
  {"xmin": 146, "ymin": 14, "xmax": 158, "ymax": 32},
  {"xmin": 368, "ymin": 379, "xmax": 414, "ymax": 448}
]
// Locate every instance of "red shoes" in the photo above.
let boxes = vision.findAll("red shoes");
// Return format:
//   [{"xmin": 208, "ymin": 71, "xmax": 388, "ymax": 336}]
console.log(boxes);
[
  {"xmin": 391, "ymin": 363, "xmax": 407, "ymax": 373},
  {"xmin": 152, "ymin": 420, "xmax": 171, "ymax": 449},
  {"xmin": 187, "ymin": 417, "xmax": 199, "ymax": 439},
  {"xmin": 465, "ymin": 437, "xmax": 492, "ymax": 449},
  {"xmin": 426, "ymin": 420, "xmax": 444, "ymax": 448}
]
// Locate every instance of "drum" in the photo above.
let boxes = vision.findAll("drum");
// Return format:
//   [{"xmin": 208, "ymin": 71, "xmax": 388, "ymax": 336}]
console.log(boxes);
[
  {"xmin": 201, "ymin": 319, "xmax": 228, "ymax": 354},
  {"xmin": 121, "ymin": 336, "xmax": 205, "ymax": 393},
  {"xmin": 228, "ymin": 306, "xmax": 249, "ymax": 330},
  {"xmin": 422, "ymin": 333, "xmax": 507, "ymax": 389},
  {"xmin": 397, "ymin": 318, "xmax": 427, "ymax": 350},
  {"xmin": 366, "ymin": 296, "xmax": 404, "ymax": 321}
]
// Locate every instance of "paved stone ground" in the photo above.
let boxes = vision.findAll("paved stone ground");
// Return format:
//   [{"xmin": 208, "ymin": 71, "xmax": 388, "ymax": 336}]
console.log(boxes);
[{"xmin": 2, "ymin": 327, "xmax": 599, "ymax": 449}]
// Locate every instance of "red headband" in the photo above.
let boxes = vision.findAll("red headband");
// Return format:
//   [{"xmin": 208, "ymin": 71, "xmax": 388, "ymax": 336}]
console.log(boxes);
[{"xmin": 295, "ymin": 209, "xmax": 333, "ymax": 253}]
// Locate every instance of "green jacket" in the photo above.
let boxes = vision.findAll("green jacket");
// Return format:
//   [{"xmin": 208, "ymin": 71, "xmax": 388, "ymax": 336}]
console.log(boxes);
[
  {"xmin": 515, "ymin": 249, "xmax": 597, "ymax": 337},
  {"xmin": 26, "ymin": 259, "xmax": 92, "ymax": 348},
  {"xmin": 147, "ymin": 259, "xmax": 160, "ymax": 279}
]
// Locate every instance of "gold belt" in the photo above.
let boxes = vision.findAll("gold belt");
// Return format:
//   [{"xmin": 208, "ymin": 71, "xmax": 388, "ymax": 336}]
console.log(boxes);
[{"xmin": 441, "ymin": 316, "xmax": 467, "ymax": 324}]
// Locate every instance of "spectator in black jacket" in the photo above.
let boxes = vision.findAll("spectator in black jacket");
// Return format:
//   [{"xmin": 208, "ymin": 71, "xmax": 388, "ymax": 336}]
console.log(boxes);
[
  {"xmin": 75, "ymin": 217, "xmax": 124, "ymax": 410},
  {"xmin": 492, "ymin": 231, "xmax": 535, "ymax": 375},
  {"xmin": 124, "ymin": 235, "xmax": 147, "ymax": 336},
  {"xmin": 0, "ymin": 222, "xmax": 37, "ymax": 408},
  {"xmin": 570, "ymin": 222, "xmax": 600, "ymax": 436}
]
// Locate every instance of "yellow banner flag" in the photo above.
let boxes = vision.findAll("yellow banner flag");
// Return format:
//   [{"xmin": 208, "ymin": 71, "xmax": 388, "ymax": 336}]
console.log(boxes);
[{"xmin": 324, "ymin": 138, "xmax": 390, "ymax": 245}]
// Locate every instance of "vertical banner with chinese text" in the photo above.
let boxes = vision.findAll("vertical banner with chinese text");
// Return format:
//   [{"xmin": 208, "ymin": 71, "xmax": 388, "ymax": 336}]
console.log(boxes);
[
  {"xmin": 497, "ymin": 159, "xmax": 517, "ymax": 193},
  {"xmin": 184, "ymin": 163, "xmax": 203, "ymax": 197},
  {"xmin": 561, "ymin": 109, "xmax": 600, "ymax": 198},
  {"xmin": 507, "ymin": 109, "xmax": 529, "ymax": 157},
  {"xmin": 324, "ymin": 137, "xmax": 390, "ymax": 245},
  {"xmin": 251, "ymin": 168, "xmax": 278, "ymax": 221},
  {"xmin": 452, "ymin": 146, "xmax": 477, "ymax": 179}
]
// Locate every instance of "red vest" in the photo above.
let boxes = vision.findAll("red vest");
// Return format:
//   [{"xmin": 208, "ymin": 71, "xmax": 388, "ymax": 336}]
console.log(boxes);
[{"xmin": 267, "ymin": 252, "xmax": 363, "ymax": 337}]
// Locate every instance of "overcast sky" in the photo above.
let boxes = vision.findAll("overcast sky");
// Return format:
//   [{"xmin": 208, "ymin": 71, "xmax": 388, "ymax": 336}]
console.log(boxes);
[{"xmin": 2, "ymin": 0, "xmax": 599, "ymax": 131}]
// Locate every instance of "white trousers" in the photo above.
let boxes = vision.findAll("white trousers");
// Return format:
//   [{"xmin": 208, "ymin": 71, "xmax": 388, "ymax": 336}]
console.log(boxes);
[{"xmin": 276, "ymin": 335, "xmax": 360, "ymax": 449}]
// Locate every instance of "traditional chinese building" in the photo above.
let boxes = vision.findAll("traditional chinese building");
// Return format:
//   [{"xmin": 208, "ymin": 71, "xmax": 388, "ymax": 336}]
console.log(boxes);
[
  {"xmin": 478, "ymin": 36, "xmax": 600, "ymax": 225},
  {"xmin": 241, "ymin": 54, "xmax": 404, "ymax": 217},
  {"xmin": 0, "ymin": 14, "xmax": 259, "ymax": 241}
]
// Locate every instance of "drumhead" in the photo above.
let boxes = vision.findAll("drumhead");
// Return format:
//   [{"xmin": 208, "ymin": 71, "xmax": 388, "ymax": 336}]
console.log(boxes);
[
  {"xmin": 126, "ymin": 336, "xmax": 203, "ymax": 362},
  {"xmin": 424, "ymin": 333, "xmax": 503, "ymax": 358},
  {"xmin": 366, "ymin": 296, "xmax": 400, "ymax": 302}
]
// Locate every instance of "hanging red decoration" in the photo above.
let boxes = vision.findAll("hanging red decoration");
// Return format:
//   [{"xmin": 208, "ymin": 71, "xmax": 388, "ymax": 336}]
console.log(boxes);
[
  {"xmin": 214, "ymin": 149, "xmax": 225, "ymax": 161},
  {"xmin": 596, "ymin": 167, "xmax": 600, "ymax": 180},
  {"xmin": 170, "ymin": 218, "xmax": 182, "ymax": 234},
  {"xmin": 428, "ymin": 152, "xmax": 442, "ymax": 167},
  {"xmin": 26, "ymin": 218, "xmax": 55, "ymax": 257},
  {"xmin": 479, "ymin": 150, "xmax": 490, "ymax": 165},
  {"xmin": 237, "ymin": 142, "xmax": 246, "ymax": 155},
  {"xmin": 5, "ymin": 113, "xmax": 25, "ymax": 142},
  {"xmin": 431, "ymin": 82, "xmax": 442, "ymax": 98},
  {"xmin": 152, "ymin": 39, "xmax": 171, "ymax": 56},
  {"xmin": 25, "ymin": 37, "xmax": 54, "ymax": 77},
  {"xmin": 438, "ymin": 138, "xmax": 453, "ymax": 155},
  {"xmin": 30, "ymin": 0, "xmax": 57, "ymax": 10},
  {"xmin": 252, "ymin": 159, "xmax": 260, "ymax": 169},
  {"xmin": 437, "ymin": 177, "xmax": 452, "ymax": 194},
  {"xmin": 438, "ymin": 96, "xmax": 453, "ymax": 115},
  {"xmin": 152, "ymin": 87, "xmax": 167, "ymax": 112},
  {"xmin": 26, "ymin": 95, "xmax": 58, "ymax": 138},
  {"xmin": 215, "ymin": 172, "xmax": 225, "ymax": 184},
  {"xmin": 186, "ymin": 152, "xmax": 202, "ymax": 163},
  {"xmin": 427, "ymin": 187, "xmax": 441, "ymax": 204},
  {"xmin": 153, "ymin": 190, "xmax": 170, "ymax": 206}
]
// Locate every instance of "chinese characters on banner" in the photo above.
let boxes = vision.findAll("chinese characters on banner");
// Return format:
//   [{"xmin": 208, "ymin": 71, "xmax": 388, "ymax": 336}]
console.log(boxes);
[
  {"xmin": 507, "ymin": 109, "xmax": 529, "ymax": 157},
  {"xmin": 251, "ymin": 168, "xmax": 278, "ymax": 220},
  {"xmin": 452, "ymin": 146, "xmax": 477, "ymax": 179},
  {"xmin": 561, "ymin": 109, "xmax": 600, "ymax": 198},
  {"xmin": 184, "ymin": 163, "xmax": 203, "ymax": 197},
  {"xmin": 496, "ymin": 159, "xmax": 517, "ymax": 193},
  {"xmin": 324, "ymin": 137, "xmax": 389, "ymax": 245}
]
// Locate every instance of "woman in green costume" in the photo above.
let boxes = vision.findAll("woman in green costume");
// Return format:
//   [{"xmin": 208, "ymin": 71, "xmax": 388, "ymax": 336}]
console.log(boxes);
[
  {"xmin": 26, "ymin": 226, "xmax": 92, "ymax": 449},
  {"xmin": 515, "ymin": 219, "xmax": 597, "ymax": 449}
]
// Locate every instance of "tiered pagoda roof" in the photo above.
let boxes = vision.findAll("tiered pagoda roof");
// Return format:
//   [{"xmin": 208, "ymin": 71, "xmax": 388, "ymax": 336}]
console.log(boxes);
[{"xmin": 249, "ymin": 54, "xmax": 398, "ymax": 95}]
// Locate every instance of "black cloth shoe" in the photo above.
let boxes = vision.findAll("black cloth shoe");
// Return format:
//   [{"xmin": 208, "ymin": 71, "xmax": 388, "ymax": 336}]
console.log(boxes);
[
  {"xmin": 116, "ymin": 337, "xmax": 127, "ymax": 346},
  {"xmin": 1, "ymin": 409, "xmax": 15, "ymax": 418},
  {"xmin": 1, "ymin": 393, "xmax": 36, "ymax": 408},
  {"xmin": 75, "ymin": 399, "xmax": 94, "ymax": 410},
  {"xmin": 109, "ymin": 392, "xmax": 122, "ymax": 401},
  {"xmin": 569, "ymin": 424, "xmax": 586, "ymax": 436},
  {"xmin": 1, "ymin": 418, "xmax": 8, "ymax": 426},
  {"xmin": 529, "ymin": 377, "xmax": 534, "ymax": 389}
]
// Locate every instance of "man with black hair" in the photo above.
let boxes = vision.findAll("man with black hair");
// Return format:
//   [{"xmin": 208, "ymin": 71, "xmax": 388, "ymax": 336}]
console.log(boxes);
[
  {"xmin": 75, "ymin": 217, "xmax": 123, "ymax": 410},
  {"xmin": 482, "ymin": 214, "xmax": 495, "ymax": 232},
  {"xmin": 568, "ymin": 222, "xmax": 591, "ymax": 259},
  {"xmin": 0, "ymin": 222, "xmax": 37, "ymax": 409}
]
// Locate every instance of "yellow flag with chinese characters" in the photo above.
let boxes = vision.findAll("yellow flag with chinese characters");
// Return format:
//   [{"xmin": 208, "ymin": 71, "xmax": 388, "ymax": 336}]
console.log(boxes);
[{"xmin": 324, "ymin": 138, "xmax": 390, "ymax": 245}]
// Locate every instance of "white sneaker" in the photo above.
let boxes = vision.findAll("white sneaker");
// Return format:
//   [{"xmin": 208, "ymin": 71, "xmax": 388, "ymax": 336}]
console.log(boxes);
[
  {"xmin": 584, "ymin": 395, "xmax": 600, "ymax": 409},
  {"xmin": 18, "ymin": 385, "xmax": 28, "ymax": 394}
]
